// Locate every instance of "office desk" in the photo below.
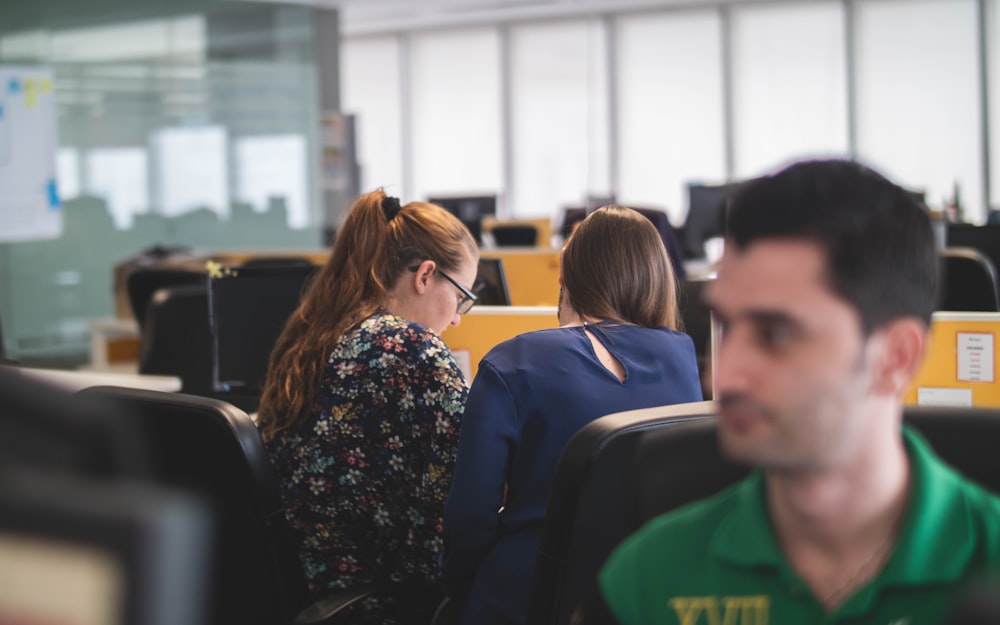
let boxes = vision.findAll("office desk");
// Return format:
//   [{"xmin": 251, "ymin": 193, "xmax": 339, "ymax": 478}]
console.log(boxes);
[{"xmin": 4, "ymin": 365, "xmax": 182, "ymax": 393}]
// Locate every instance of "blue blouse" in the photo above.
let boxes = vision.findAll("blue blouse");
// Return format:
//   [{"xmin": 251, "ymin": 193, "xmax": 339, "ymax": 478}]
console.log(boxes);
[
  {"xmin": 266, "ymin": 312, "xmax": 467, "ymax": 624},
  {"xmin": 442, "ymin": 322, "xmax": 702, "ymax": 625}
]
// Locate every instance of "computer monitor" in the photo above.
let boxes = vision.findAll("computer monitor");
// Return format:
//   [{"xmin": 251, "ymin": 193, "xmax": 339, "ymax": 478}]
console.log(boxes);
[
  {"xmin": 474, "ymin": 258, "xmax": 512, "ymax": 306},
  {"xmin": 208, "ymin": 264, "xmax": 319, "ymax": 394},
  {"xmin": 428, "ymin": 195, "xmax": 497, "ymax": 245},
  {"xmin": 683, "ymin": 182, "xmax": 744, "ymax": 259},
  {"xmin": 559, "ymin": 207, "xmax": 587, "ymax": 239}
]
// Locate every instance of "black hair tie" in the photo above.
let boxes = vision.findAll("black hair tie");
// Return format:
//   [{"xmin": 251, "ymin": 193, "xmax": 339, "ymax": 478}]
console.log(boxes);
[{"xmin": 382, "ymin": 196, "xmax": 402, "ymax": 221}]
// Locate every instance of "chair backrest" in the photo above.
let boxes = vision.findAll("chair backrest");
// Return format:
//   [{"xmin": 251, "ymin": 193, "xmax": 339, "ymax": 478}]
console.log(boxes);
[
  {"xmin": 491, "ymin": 224, "xmax": 540, "ymax": 247},
  {"xmin": 138, "ymin": 284, "xmax": 214, "ymax": 396},
  {"xmin": 525, "ymin": 401, "xmax": 717, "ymax": 625},
  {"xmin": 947, "ymin": 224, "xmax": 1000, "ymax": 280},
  {"xmin": 126, "ymin": 267, "xmax": 206, "ymax": 330},
  {"xmin": 678, "ymin": 278, "xmax": 713, "ymax": 396},
  {"xmin": 634, "ymin": 403, "xmax": 1000, "ymax": 543},
  {"xmin": 76, "ymin": 386, "xmax": 311, "ymax": 625},
  {"xmin": 1, "ymin": 369, "xmax": 211, "ymax": 625},
  {"xmin": 939, "ymin": 247, "xmax": 1000, "ymax": 312},
  {"xmin": 530, "ymin": 402, "xmax": 1000, "ymax": 625}
]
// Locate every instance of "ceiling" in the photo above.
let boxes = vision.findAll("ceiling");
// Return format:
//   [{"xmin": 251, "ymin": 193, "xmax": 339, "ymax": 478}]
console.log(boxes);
[{"xmin": 246, "ymin": 0, "xmax": 772, "ymax": 36}]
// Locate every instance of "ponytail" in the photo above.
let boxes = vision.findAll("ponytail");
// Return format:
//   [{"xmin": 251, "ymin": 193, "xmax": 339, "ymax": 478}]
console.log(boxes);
[{"xmin": 257, "ymin": 189, "xmax": 476, "ymax": 442}]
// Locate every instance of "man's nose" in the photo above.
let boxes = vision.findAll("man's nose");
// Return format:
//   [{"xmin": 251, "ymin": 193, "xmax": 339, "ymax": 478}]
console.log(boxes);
[{"xmin": 713, "ymin": 331, "xmax": 754, "ymax": 395}]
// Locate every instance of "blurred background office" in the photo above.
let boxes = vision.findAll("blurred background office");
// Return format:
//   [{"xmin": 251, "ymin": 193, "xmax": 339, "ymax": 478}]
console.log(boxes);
[{"xmin": 1, "ymin": 0, "xmax": 999, "ymax": 369}]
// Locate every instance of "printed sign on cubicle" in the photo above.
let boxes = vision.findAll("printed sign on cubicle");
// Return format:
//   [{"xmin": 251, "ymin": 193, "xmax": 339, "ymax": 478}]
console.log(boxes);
[
  {"xmin": 0, "ymin": 66, "xmax": 61, "ymax": 242},
  {"xmin": 904, "ymin": 312, "xmax": 1000, "ymax": 408}
]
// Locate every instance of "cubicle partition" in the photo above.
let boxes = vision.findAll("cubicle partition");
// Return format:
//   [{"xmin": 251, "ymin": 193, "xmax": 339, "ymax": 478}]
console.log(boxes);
[
  {"xmin": 904, "ymin": 312, "xmax": 1000, "ymax": 408},
  {"xmin": 480, "ymin": 249, "xmax": 560, "ymax": 307},
  {"xmin": 440, "ymin": 306, "xmax": 559, "ymax": 380}
]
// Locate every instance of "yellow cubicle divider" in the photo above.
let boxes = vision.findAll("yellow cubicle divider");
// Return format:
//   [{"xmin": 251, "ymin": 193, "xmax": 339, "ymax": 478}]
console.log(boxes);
[
  {"xmin": 481, "ymin": 249, "xmax": 561, "ymax": 307},
  {"xmin": 220, "ymin": 248, "xmax": 562, "ymax": 307},
  {"xmin": 903, "ymin": 312, "xmax": 1000, "ymax": 408},
  {"xmin": 441, "ymin": 306, "xmax": 559, "ymax": 380}
]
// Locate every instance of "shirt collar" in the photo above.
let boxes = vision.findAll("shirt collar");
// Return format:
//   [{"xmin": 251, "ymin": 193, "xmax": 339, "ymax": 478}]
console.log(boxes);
[{"xmin": 709, "ymin": 427, "xmax": 979, "ymax": 583}]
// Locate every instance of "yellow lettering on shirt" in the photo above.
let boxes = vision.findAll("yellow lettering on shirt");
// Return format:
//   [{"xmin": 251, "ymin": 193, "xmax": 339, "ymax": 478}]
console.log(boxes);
[{"xmin": 670, "ymin": 596, "xmax": 770, "ymax": 625}]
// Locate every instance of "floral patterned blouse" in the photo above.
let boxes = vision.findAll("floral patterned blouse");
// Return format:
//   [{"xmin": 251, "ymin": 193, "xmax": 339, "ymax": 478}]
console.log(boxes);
[{"xmin": 265, "ymin": 311, "xmax": 467, "ymax": 624}]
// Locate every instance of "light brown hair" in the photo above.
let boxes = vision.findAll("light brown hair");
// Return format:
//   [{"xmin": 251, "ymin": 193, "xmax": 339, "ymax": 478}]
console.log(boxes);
[
  {"xmin": 562, "ymin": 205, "xmax": 680, "ymax": 329},
  {"xmin": 257, "ymin": 189, "xmax": 478, "ymax": 442}
]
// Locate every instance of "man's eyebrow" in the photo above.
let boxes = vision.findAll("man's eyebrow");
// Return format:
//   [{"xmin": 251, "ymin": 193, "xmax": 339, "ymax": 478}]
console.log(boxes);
[{"xmin": 706, "ymin": 303, "xmax": 804, "ymax": 330}]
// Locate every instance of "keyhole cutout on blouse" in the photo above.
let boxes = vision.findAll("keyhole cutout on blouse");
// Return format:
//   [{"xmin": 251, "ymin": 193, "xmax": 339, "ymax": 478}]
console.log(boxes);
[{"xmin": 583, "ymin": 325, "xmax": 626, "ymax": 382}]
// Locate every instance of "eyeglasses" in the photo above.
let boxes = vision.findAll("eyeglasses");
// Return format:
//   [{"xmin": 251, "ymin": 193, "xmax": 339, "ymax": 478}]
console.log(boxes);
[
  {"xmin": 439, "ymin": 270, "xmax": 478, "ymax": 315},
  {"xmin": 409, "ymin": 265, "xmax": 478, "ymax": 315}
]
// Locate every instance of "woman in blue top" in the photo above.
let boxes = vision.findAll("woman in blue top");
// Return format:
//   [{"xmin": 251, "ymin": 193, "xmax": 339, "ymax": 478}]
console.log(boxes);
[
  {"xmin": 258, "ymin": 190, "xmax": 479, "ymax": 624},
  {"xmin": 442, "ymin": 205, "xmax": 703, "ymax": 625}
]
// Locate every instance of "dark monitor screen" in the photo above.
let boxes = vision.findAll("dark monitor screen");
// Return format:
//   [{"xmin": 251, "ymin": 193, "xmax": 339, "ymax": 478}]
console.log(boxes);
[
  {"xmin": 428, "ymin": 195, "xmax": 497, "ymax": 245},
  {"xmin": 474, "ymin": 258, "xmax": 511, "ymax": 306},
  {"xmin": 560, "ymin": 207, "xmax": 587, "ymax": 239},
  {"xmin": 683, "ymin": 182, "xmax": 743, "ymax": 259},
  {"xmin": 208, "ymin": 264, "xmax": 319, "ymax": 394}
]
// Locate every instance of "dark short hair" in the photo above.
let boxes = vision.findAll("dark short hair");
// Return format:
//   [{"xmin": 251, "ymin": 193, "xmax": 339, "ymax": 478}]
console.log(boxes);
[{"xmin": 726, "ymin": 159, "xmax": 938, "ymax": 334}]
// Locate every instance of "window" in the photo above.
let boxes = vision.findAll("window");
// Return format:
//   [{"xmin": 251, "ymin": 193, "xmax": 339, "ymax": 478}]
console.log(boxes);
[
  {"xmin": 855, "ymin": 0, "xmax": 983, "ymax": 221},
  {"xmin": 509, "ymin": 19, "xmax": 609, "ymax": 218},
  {"xmin": 616, "ymin": 10, "xmax": 726, "ymax": 225},
  {"xmin": 730, "ymin": 2, "xmax": 849, "ymax": 179},
  {"xmin": 408, "ymin": 27, "xmax": 502, "ymax": 204}
]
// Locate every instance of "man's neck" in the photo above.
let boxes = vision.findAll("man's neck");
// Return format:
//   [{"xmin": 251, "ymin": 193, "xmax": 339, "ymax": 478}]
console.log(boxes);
[{"xmin": 766, "ymin": 428, "xmax": 911, "ymax": 611}]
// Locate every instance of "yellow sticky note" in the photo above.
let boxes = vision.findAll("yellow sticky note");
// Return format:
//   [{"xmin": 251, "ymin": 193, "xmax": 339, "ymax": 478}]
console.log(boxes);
[
  {"xmin": 40, "ymin": 79, "xmax": 52, "ymax": 94},
  {"xmin": 25, "ymin": 78, "xmax": 37, "ymax": 108}
]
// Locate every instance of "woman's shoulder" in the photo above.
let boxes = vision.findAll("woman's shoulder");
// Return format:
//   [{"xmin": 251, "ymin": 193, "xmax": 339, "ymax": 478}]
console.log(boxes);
[
  {"xmin": 359, "ymin": 311, "xmax": 442, "ymax": 343},
  {"xmin": 355, "ymin": 311, "xmax": 452, "ymax": 361}
]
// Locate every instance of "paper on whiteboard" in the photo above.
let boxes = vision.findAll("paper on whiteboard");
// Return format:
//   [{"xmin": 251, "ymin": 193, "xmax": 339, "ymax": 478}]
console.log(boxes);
[{"xmin": 0, "ymin": 66, "xmax": 62, "ymax": 242}]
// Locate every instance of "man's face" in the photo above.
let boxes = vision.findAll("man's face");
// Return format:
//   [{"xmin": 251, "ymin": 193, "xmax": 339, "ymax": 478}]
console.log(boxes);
[{"xmin": 705, "ymin": 240, "xmax": 885, "ymax": 473}]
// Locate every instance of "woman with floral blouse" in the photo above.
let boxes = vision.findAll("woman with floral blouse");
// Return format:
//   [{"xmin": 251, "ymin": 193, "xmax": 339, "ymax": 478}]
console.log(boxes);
[{"xmin": 257, "ymin": 189, "xmax": 479, "ymax": 624}]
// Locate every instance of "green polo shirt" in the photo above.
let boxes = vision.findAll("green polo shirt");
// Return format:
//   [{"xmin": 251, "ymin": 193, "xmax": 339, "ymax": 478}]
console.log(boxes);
[{"xmin": 599, "ymin": 428, "xmax": 1000, "ymax": 625}]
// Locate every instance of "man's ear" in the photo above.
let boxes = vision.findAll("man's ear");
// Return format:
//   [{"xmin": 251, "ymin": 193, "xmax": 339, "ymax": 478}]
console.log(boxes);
[
  {"xmin": 412, "ymin": 259, "xmax": 436, "ymax": 295},
  {"xmin": 558, "ymin": 248, "xmax": 566, "ymax": 287},
  {"xmin": 872, "ymin": 318, "xmax": 928, "ymax": 396}
]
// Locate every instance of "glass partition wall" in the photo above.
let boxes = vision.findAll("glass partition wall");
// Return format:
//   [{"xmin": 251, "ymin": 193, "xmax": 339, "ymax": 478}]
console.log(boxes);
[{"xmin": 0, "ymin": 5, "xmax": 326, "ymax": 364}]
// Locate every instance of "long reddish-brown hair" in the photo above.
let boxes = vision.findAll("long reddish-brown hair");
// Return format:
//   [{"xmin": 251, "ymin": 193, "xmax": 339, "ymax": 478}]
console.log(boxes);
[{"xmin": 257, "ymin": 189, "xmax": 477, "ymax": 442}]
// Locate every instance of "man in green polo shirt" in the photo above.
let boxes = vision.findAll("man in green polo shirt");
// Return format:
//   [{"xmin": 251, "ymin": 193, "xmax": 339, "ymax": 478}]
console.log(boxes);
[{"xmin": 594, "ymin": 160, "xmax": 1000, "ymax": 625}]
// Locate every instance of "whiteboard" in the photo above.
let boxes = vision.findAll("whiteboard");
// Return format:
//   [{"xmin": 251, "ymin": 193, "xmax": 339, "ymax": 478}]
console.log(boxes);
[{"xmin": 0, "ymin": 66, "xmax": 62, "ymax": 242}]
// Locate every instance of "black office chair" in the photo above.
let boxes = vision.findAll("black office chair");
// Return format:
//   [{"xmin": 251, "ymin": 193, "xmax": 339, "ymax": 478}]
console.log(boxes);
[
  {"xmin": 947, "ymin": 224, "xmax": 1000, "ymax": 279},
  {"xmin": 138, "ymin": 284, "xmax": 215, "ymax": 396},
  {"xmin": 0, "ymin": 368, "xmax": 212, "ymax": 625},
  {"xmin": 531, "ymin": 401, "xmax": 1000, "ymax": 625},
  {"xmin": 635, "ymin": 404, "xmax": 1000, "ymax": 524},
  {"xmin": 678, "ymin": 278, "xmax": 713, "ymax": 398},
  {"xmin": 76, "ymin": 386, "xmax": 375, "ymax": 625},
  {"xmin": 126, "ymin": 267, "xmax": 207, "ymax": 331},
  {"xmin": 491, "ymin": 224, "xmax": 540, "ymax": 247},
  {"xmin": 938, "ymin": 247, "xmax": 1000, "ymax": 312},
  {"xmin": 241, "ymin": 257, "xmax": 317, "ymax": 269},
  {"xmin": 524, "ymin": 400, "xmax": 717, "ymax": 625}
]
